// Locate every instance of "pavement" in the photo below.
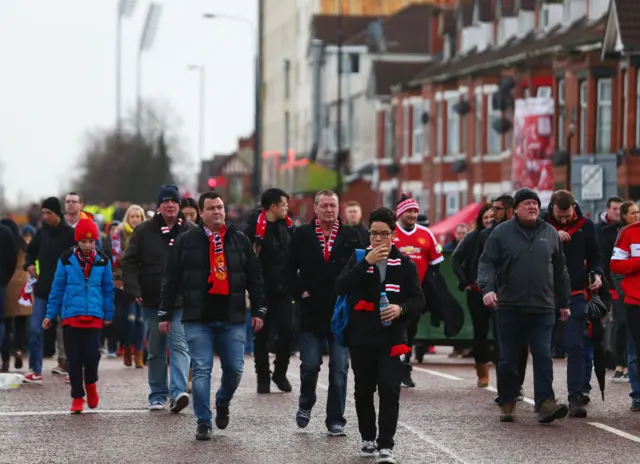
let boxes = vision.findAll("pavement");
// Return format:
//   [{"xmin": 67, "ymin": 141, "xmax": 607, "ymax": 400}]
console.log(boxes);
[{"xmin": 1, "ymin": 352, "xmax": 640, "ymax": 464}]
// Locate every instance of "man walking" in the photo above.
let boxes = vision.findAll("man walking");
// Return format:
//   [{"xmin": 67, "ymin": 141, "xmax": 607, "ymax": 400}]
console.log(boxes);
[
  {"xmin": 544, "ymin": 190, "xmax": 602, "ymax": 417},
  {"xmin": 478, "ymin": 188, "xmax": 571, "ymax": 423},
  {"xmin": 245, "ymin": 188, "xmax": 295, "ymax": 394},
  {"xmin": 23, "ymin": 197, "xmax": 75, "ymax": 384},
  {"xmin": 345, "ymin": 201, "xmax": 369, "ymax": 248},
  {"xmin": 285, "ymin": 189, "xmax": 361, "ymax": 436},
  {"xmin": 160, "ymin": 191, "xmax": 266, "ymax": 440},
  {"xmin": 122, "ymin": 185, "xmax": 194, "ymax": 412}
]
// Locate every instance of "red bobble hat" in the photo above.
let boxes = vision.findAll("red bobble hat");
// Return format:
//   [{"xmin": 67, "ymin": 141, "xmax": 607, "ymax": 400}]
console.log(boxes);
[{"xmin": 75, "ymin": 218, "xmax": 100, "ymax": 242}]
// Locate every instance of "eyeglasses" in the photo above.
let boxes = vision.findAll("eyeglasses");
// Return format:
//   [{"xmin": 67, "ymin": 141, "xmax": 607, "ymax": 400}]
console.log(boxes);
[
  {"xmin": 369, "ymin": 231, "xmax": 392, "ymax": 238},
  {"xmin": 491, "ymin": 206, "xmax": 505, "ymax": 212}
]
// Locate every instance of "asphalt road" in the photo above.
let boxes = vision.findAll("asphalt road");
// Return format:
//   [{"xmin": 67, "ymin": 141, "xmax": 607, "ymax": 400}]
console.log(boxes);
[{"xmin": 1, "ymin": 353, "xmax": 639, "ymax": 464}]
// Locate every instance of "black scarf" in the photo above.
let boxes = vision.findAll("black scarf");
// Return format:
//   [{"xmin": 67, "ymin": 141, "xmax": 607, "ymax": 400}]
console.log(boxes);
[{"xmin": 154, "ymin": 212, "xmax": 183, "ymax": 247}]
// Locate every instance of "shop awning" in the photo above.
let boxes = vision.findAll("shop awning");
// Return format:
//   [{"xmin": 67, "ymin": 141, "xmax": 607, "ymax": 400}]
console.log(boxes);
[{"xmin": 429, "ymin": 203, "xmax": 483, "ymax": 243}]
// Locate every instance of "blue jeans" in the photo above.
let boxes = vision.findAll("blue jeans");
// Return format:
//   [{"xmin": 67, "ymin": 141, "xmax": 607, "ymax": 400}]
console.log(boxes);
[
  {"xmin": 245, "ymin": 311, "xmax": 254, "ymax": 354},
  {"xmin": 29, "ymin": 297, "xmax": 48, "ymax": 374},
  {"xmin": 124, "ymin": 302, "xmax": 145, "ymax": 351},
  {"xmin": 142, "ymin": 308, "xmax": 190, "ymax": 405},
  {"xmin": 184, "ymin": 321, "xmax": 246, "ymax": 426},
  {"xmin": 628, "ymin": 327, "xmax": 640, "ymax": 399},
  {"xmin": 298, "ymin": 331, "xmax": 349, "ymax": 428},
  {"xmin": 0, "ymin": 286, "xmax": 5, "ymax": 352},
  {"xmin": 565, "ymin": 294, "xmax": 589, "ymax": 397},
  {"xmin": 496, "ymin": 311, "xmax": 556, "ymax": 405},
  {"xmin": 582, "ymin": 336, "xmax": 593, "ymax": 394}
]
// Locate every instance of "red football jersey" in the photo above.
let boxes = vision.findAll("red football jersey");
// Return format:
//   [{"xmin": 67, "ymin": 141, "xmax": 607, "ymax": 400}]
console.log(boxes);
[{"xmin": 394, "ymin": 224, "xmax": 444, "ymax": 282}]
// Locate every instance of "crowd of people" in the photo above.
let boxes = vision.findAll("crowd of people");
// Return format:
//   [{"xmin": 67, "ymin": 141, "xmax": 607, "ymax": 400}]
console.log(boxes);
[{"xmin": 1, "ymin": 184, "xmax": 639, "ymax": 463}]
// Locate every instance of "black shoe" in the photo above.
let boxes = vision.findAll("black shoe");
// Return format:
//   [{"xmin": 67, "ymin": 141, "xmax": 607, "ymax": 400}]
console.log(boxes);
[
  {"xmin": 296, "ymin": 409, "xmax": 311, "ymax": 428},
  {"xmin": 257, "ymin": 380, "xmax": 270, "ymax": 394},
  {"xmin": 215, "ymin": 405, "xmax": 230, "ymax": 430},
  {"xmin": 401, "ymin": 373, "xmax": 415, "ymax": 388},
  {"xmin": 568, "ymin": 394, "xmax": 588, "ymax": 418},
  {"xmin": 196, "ymin": 423, "xmax": 212, "ymax": 441},
  {"xmin": 169, "ymin": 392, "xmax": 190, "ymax": 413},
  {"xmin": 272, "ymin": 373, "xmax": 292, "ymax": 393}
]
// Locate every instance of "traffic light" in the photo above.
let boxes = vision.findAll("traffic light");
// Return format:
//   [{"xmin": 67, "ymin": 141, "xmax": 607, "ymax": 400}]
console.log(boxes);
[{"xmin": 208, "ymin": 178, "xmax": 217, "ymax": 188}]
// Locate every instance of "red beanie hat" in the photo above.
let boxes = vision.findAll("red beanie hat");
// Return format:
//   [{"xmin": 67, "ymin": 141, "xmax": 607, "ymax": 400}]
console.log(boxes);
[{"xmin": 75, "ymin": 219, "xmax": 100, "ymax": 242}]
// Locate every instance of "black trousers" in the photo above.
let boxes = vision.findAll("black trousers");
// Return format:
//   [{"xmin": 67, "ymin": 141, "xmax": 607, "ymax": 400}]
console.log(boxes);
[
  {"xmin": 350, "ymin": 345, "xmax": 404, "ymax": 450},
  {"xmin": 254, "ymin": 295, "xmax": 294, "ymax": 380},
  {"xmin": 624, "ymin": 305, "xmax": 640, "ymax": 369},
  {"xmin": 63, "ymin": 327, "xmax": 101, "ymax": 399},
  {"xmin": 612, "ymin": 299, "xmax": 628, "ymax": 367},
  {"xmin": 491, "ymin": 312, "xmax": 528, "ymax": 386},
  {"xmin": 1, "ymin": 316, "xmax": 28, "ymax": 361},
  {"xmin": 467, "ymin": 291, "xmax": 492, "ymax": 365}
]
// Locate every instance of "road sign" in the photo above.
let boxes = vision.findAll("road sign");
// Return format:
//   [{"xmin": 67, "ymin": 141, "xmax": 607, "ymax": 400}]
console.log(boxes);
[{"xmin": 581, "ymin": 164, "xmax": 604, "ymax": 201}]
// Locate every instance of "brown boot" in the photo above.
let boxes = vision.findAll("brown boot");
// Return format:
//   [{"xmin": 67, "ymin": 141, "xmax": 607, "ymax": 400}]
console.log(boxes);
[
  {"xmin": 476, "ymin": 363, "xmax": 490, "ymax": 388},
  {"xmin": 538, "ymin": 399, "xmax": 568, "ymax": 424},
  {"xmin": 499, "ymin": 401, "xmax": 516, "ymax": 422},
  {"xmin": 123, "ymin": 346, "xmax": 132, "ymax": 367},
  {"xmin": 134, "ymin": 350, "xmax": 144, "ymax": 368}
]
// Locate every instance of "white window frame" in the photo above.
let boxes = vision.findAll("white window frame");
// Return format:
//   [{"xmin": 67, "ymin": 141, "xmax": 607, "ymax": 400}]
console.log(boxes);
[
  {"xmin": 475, "ymin": 94, "xmax": 483, "ymax": 155},
  {"xmin": 557, "ymin": 79, "xmax": 565, "ymax": 150},
  {"xmin": 403, "ymin": 103, "xmax": 410, "ymax": 157},
  {"xmin": 596, "ymin": 78, "xmax": 612, "ymax": 154},
  {"xmin": 384, "ymin": 107, "xmax": 393, "ymax": 158},
  {"xmin": 579, "ymin": 80, "xmax": 587, "ymax": 153},
  {"xmin": 460, "ymin": 98, "xmax": 467, "ymax": 154},
  {"xmin": 412, "ymin": 102, "xmax": 422, "ymax": 157},
  {"xmin": 423, "ymin": 99, "xmax": 430, "ymax": 156},
  {"xmin": 422, "ymin": 189, "xmax": 430, "ymax": 214},
  {"xmin": 447, "ymin": 97, "xmax": 460, "ymax": 155},
  {"xmin": 487, "ymin": 96, "xmax": 500, "ymax": 154},
  {"xmin": 435, "ymin": 191, "xmax": 443, "ymax": 222},
  {"xmin": 436, "ymin": 101, "xmax": 443, "ymax": 158},
  {"xmin": 445, "ymin": 191, "xmax": 459, "ymax": 217}
]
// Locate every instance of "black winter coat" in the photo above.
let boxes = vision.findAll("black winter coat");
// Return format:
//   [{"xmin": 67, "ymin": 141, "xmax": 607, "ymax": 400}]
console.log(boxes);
[
  {"xmin": 451, "ymin": 229, "xmax": 483, "ymax": 290},
  {"xmin": 159, "ymin": 223, "xmax": 266, "ymax": 323},
  {"xmin": 601, "ymin": 221, "xmax": 621, "ymax": 292},
  {"xmin": 335, "ymin": 246, "xmax": 425, "ymax": 348},
  {"xmin": 24, "ymin": 221, "xmax": 75, "ymax": 298},
  {"xmin": 244, "ymin": 212, "xmax": 294, "ymax": 297},
  {"xmin": 284, "ymin": 218, "xmax": 361, "ymax": 332},
  {"xmin": 121, "ymin": 214, "xmax": 195, "ymax": 308},
  {"xmin": 0, "ymin": 223, "xmax": 18, "ymax": 287}
]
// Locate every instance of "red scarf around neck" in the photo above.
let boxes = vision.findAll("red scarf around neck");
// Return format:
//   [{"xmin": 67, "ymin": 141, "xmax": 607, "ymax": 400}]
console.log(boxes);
[
  {"xmin": 203, "ymin": 224, "xmax": 230, "ymax": 295},
  {"xmin": 255, "ymin": 211, "xmax": 294, "ymax": 240},
  {"xmin": 75, "ymin": 247, "xmax": 97, "ymax": 280},
  {"xmin": 315, "ymin": 218, "xmax": 340, "ymax": 263},
  {"xmin": 550, "ymin": 211, "xmax": 586, "ymax": 236}
]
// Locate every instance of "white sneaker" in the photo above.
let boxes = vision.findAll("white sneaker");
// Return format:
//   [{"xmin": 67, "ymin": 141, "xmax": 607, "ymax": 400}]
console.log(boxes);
[
  {"xmin": 360, "ymin": 440, "xmax": 377, "ymax": 457},
  {"xmin": 376, "ymin": 449, "xmax": 396, "ymax": 464},
  {"xmin": 148, "ymin": 402, "xmax": 164, "ymax": 411}
]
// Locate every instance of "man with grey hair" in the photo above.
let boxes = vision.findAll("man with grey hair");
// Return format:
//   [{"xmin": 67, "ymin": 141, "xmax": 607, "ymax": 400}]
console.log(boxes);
[{"xmin": 285, "ymin": 189, "xmax": 362, "ymax": 436}]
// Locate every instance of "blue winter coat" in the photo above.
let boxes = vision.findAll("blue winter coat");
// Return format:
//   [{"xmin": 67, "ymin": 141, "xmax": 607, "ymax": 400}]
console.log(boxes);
[{"xmin": 46, "ymin": 248, "xmax": 115, "ymax": 322}]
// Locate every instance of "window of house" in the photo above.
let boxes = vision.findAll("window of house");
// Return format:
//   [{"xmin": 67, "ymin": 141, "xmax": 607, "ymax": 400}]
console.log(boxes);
[
  {"xmin": 596, "ymin": 78, "xmax": 612, "ymax": 154},
  {"xmin": 412, "ymin": 102, "xmax": 422, "ymax": 156},
  {"xmin": 475, "ymin": 94, "xmax": 483, "ymax": 155},
  {"xmin": 435, "ymin": 192, "xmax": 443, "ymax": 222},
  {"xmin": 579, "ymin": 80, "xmax": 587, "ymax": 153},
  {"xmin": 423, "ymin": 99, "xmax": 430, "ymax": 155},
  {"xmin": 403, "ymin": 104, "xmax": 410, "ymax": 157},
  {"xmin": 348, "ymin": 53, "xmax": 360, "ymax": 73},
  {"xmin": 447, "ymin": 98, "xmax": 460, "ymax": 155},
  {"xmin": 460, "ymin": 189, "xmax": 468, "ymax": 208},
  {"xmin": 623, "ymin": 71, "xmax": 628, "ymax": 148},
  {"xmin": 446, "ymin": 191, "xmax": 459, "ymax": 216},
  {"xmin": 460, "ymin": 98, "xmax": 467, "ymax": 154},
  {"xmin": 384, "ymin": 107, "xmax": 393, "ymax": 158},
  {"xmin": 637, "ymin": 75, "xmax": 640, "ymax": 147},
  {"xmin": 487, "ymin": 96, "xmax": 501, "ymax": 154},
  {"xmin": 422, "ymin": 189, "xmax": 430, "ymax": 213},
  {"xmin": 436, "ymin": 101, "xmax": 443, "ymax": 157},
  {"xmin": 557, "ymin": 79, "xmax": 565, "ymax": 150}
]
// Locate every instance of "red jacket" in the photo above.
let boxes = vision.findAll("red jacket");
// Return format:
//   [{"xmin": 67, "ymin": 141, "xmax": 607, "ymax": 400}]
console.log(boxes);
[{"xmin": 610, "ymin": 222, "xmax": 640, "ymax": 305}]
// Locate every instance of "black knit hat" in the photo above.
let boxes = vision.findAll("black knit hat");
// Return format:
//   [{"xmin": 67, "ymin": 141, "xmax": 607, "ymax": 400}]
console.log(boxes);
[
  {"xmin": 41, "ymin": 197, "xmax": 62, "ymax": 217},
  {"xmin": 513, "ymin": 188, "xmax": 541, "ymax": 209},
  {"xmin": 157, "ymin": 185, "xmax": 180, "ymax": 207}
]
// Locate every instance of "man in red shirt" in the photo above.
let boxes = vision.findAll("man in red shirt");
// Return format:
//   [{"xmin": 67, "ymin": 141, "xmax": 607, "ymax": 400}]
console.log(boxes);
[{"xmin": 393, "ymin": 194, "xmax": 444, "ymax": 387}]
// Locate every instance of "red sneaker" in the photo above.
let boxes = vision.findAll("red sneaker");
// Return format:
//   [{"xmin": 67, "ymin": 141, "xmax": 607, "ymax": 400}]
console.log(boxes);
[
  {"xmin": 23, "ymin": 372, "xmax": 43, "ymax": 384},
  {"xmin": 116, "ymin": 346, "xmax": 125, "ymax": 357},
  {"xmin": 86, "ymin": 383, "xmax": 99, "ymax": 409},
  {"xmin": 70, "ymin": 398, "xmax": 85, "ymax": 414}
]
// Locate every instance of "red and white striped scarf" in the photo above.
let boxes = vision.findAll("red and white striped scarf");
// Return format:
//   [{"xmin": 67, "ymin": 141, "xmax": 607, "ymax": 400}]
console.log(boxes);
[
  {"xmin": 75, "ymin": 247, "xmax": 97, "ymax": 280},
  {"xmin": 315, "ymin": 218, "xmax": 340, "ymax": 263},
  {"xmin": 202, "ymin": 224, "xmax": 230, "ymax": 295},
  {"xmin": 157, "ymin": 213, "xmax": 183, "ymax": 247}
]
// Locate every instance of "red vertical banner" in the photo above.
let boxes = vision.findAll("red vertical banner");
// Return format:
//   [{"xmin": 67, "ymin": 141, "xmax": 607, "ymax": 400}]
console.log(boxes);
[{"xmin": 512, "ymin": 98, "xmax": 555, "ymax": 206}]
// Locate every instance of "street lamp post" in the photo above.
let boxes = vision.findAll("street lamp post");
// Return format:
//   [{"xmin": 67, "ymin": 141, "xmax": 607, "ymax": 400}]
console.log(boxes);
[
  {"xmin": 202, "ymin": 10, "xmax": 261, "ymax": 202},
  {"xmin": 116, "ymin": 0, "xmax": 137, "ymax": 139},
  {"xmin": 188, "ymin": 65, "xmax": 206, "ymax": 162},
  {"xmin": 137, "ymin": 3, "xmax": 163, "ymax": 135}
]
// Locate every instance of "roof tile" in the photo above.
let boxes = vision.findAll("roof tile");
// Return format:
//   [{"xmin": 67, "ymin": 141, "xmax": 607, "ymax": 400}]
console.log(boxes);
[
  {"xmin": 614, "ymin": 0, "xmax": 640, "ymax": 52},
  {"xmin": 372, "ymin": 61, "xmax": 432, "ymax": 96},
  {"xmin": 311, "ymin": 14, "xmax": 379, "ymax": 45}
]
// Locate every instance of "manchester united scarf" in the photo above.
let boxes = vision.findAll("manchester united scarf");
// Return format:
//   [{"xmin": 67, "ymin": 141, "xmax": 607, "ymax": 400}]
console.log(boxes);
[
  {"xmin": 203, "ymin": 225, "xmax": 230, "ymax": 295},
  {"xmin": 315, "ymin": 218, "xmax": 340, "ymax": 263}
]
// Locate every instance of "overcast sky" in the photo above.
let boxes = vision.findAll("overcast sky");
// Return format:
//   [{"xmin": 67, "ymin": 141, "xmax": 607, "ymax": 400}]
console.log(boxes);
[{"xmin": 0, "ymin": 0, "xmax": 256, "ymax": 206}]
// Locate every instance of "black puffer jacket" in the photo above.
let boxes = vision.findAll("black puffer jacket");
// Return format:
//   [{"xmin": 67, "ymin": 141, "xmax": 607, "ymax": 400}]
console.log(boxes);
[
  {"xmin": 24, "ymin": 221, "xmax": 75, "ymax": 298},
  {"xmin": 0, "ymin": 223, "xmax": 18, "ymax": 287},
  {"xmin": 159, "ymin": 223, "xmax": 266, "ymax": 323},
  {"xmin": 451, "ymin": 228, "xmax": 483, "ymax": 290},
  {"xmin": 244, "ymin": 210, "xmax": 294, "ymax": 297},
  {"xmin": 121, "ymin": 214, "xmax": 195, "ymax": 308},
  {"xmin": 335, "ymin": 246, "xmax": 425, "ymax": 347}
]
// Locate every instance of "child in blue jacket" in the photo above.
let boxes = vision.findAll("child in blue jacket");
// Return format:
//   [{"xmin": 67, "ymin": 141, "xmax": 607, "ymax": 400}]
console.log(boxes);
[{"xmin": 43, "ymin": 219, "xmax": 114, "ymax": 413}]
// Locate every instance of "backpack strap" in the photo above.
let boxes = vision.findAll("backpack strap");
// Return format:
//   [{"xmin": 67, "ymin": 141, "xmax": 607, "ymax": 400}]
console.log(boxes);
[{"xmin": 355, "ymin": 248, "xmax": 365, "ymax": 263}]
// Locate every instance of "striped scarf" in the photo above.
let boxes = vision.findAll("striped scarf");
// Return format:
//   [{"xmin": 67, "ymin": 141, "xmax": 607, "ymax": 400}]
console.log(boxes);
[
  {"xmin": 203, "ymin": 224, "xmax": 230, "ymax": 295},
  {"xmin": 315, "ymin": 218, "xmax": 340, "ymax": 263},
  {"xmin": 75, "ymin": 247, "xmax": 97, "ymax": 280},
  {"xmin": 156, "ymin": 213, "xmax": 183, "ymax": 247}
]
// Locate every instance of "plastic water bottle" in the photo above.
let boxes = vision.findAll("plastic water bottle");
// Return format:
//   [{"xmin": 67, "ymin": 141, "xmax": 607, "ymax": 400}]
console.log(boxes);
[{"xmin": 380, "ymin": 292, "xmax": 391, "ymax": 327}]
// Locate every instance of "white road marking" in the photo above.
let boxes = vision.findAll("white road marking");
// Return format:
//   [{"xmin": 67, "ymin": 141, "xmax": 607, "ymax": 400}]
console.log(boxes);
[
  {"xmin": 588, "ymin": 422, "xmax": 640, "ymax": 443},
  {"xmin": 484, "ymin": 385, "xmax": 535, "ymax": 405},
  {"xmin": 0, "ymin": 409, "xmax": 150, "ymax": 417},
  {"xmin": 412, "ymin": 366, "xmax": 464, "ymax": 381}
]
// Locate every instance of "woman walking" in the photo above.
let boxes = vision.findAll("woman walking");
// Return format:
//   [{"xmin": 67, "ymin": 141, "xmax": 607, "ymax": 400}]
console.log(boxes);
[
  {"xmin": 451, "ymin": 203, "xmax": 494, "ymax": 387},
  {"xmin": 113, "ymin": 205, "xmax": 146, "ymax": 368}
]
